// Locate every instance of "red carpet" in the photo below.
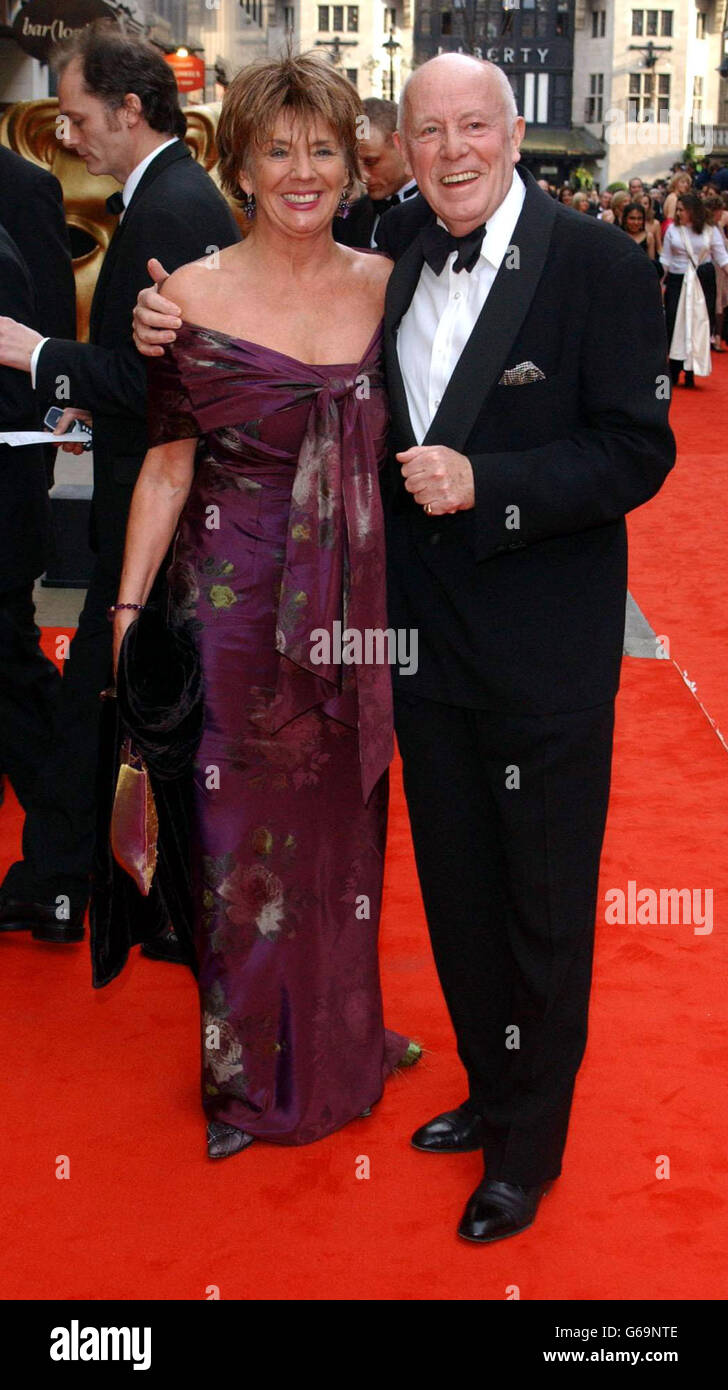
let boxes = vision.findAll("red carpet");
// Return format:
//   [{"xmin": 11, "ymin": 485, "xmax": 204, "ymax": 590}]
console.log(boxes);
[{"xmin": 0, "ymin": 359, "xmax": 726, "ymax": 1300}]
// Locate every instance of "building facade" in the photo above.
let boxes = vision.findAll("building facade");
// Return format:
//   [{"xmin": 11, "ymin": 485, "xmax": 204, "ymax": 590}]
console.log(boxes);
[
  {"xmin": 182, "ymin": 0, "xmax": 414, "ymax": 99},
  {"xmin": 574, "ymin": 1, "xmax": 728, "ymax": 186},
  {"xmin": 0, "ymin": 1, "xmax": 413, "ymax": 104}
]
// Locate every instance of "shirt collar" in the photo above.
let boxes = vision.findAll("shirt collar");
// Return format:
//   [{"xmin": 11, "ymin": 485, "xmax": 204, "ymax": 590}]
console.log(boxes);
[
  {"xmin": 120, "ymin": 138, "xmax": 179, "ymax": 218},
  {"xmin": 435, "ymin": 167, "xmax": 526, "ymax": 274},
  {"xmin": 397, "ymin": 178, "xmax": 418, "ymax": 201}
]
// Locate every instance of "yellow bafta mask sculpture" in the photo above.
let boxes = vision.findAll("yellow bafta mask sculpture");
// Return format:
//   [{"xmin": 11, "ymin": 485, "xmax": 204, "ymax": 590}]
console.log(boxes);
[{"xmin": 0, "ymin": 98, "xmax": 246, "ymax": 342}]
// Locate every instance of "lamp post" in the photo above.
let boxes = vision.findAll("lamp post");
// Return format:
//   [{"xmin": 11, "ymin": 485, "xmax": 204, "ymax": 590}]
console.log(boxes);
[{"xmin": 382, "ymin": 27, "xmax": 401, "ymax": 102}]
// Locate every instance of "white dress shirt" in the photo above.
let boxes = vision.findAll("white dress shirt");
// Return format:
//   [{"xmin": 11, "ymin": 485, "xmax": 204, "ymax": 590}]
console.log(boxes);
[
  {"xmin": 30, "ymin": 138, "xmax": 179, "ymax": 386},
  {"xmin": 660, "ymin": 222, "xmax": 728, "ymax": 273},
  {"xmin": 397, "ymin": 168, "xmax": 526, "ymax": 444}
]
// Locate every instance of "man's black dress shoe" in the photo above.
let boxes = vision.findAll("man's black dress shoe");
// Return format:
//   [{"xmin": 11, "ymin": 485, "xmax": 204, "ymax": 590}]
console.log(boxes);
[
  {"xmin": 0, "ymin": 897, "xmax": 84, "ymax": 941},
  {"xmin": 32, "ymin": 905, "xmax": 85, "ymax": 943},
  {"xmin": 0, "ymin": 898, "xmax": 32, "ymax": 932},
  {"xmin": 458, "ymin": 1178, "xmax": 550, "ymax": 1244},
  {"xmin": 141, "ymin": 926, "xmax": 190, "ymax": 964},
  {"xmin": 411, "ymin": 1101, "xmax": 484, "ymax": 1153}
]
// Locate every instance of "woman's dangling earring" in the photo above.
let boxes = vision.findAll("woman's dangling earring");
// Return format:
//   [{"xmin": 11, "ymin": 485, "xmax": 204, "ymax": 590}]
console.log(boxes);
[
  {"xmin": 243, "ymin": 192, "xmax": 256, "ymax": 220},
  {"xmin": 337, "ymin": 187, "xmax": 351, "ymax": 219}
]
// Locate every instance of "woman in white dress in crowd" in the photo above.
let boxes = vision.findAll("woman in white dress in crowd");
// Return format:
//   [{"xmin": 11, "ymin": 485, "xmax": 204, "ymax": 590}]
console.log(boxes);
[{"xmin": 660, "ymin": 192, "xmax": 728, "ymax": 387}]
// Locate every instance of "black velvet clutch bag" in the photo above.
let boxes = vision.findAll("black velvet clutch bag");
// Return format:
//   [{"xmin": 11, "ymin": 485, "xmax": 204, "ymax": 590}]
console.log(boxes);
[
  {"xmin": 116, "ymin": 609, "xmax": 204, "ymax": 780},
  {"xmin": 90, "ymin": 609, "xmax": 204, "ymax": 988}
]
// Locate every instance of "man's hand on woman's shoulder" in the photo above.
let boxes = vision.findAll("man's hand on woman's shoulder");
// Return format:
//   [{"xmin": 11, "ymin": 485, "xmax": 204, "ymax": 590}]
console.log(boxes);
[{"xmin": 133, "ymin": 258, "xmax": 182, "ymax": 358}]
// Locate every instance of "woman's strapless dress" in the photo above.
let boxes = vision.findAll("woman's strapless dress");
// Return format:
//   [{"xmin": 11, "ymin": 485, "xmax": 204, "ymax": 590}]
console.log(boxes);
[{"xmin": 146, "ymin": 320, "xmax": 419, "ymax": 1147}]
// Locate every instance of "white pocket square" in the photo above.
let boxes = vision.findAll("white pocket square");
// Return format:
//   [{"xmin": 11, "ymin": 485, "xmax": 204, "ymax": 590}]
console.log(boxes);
[{"xmin": 498, "ymin": 361, "xmax": 546, "ymax": 386}]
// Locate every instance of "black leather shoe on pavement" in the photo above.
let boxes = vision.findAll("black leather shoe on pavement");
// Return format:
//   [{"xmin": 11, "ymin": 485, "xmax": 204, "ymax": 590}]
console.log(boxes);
[
  {"xmin": 411, "ymin": 1101, "xmax": 484, "ymax": 1153},
  {"xmin": 458, "ymin": 1178, "xmax": 550, "ymax": 1244},
  {"xmin": 141, "ymin": 926, "xmax": 190, "ymax": 964}
]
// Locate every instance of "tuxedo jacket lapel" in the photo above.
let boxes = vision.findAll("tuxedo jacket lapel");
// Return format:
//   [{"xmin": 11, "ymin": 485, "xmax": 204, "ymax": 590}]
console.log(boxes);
[
  {"xmin": 384, "ymin": 168, "xmax": 559, "ymax": 458},
  {"xmin": 90, "ymin": 141, "xmax": 191, "ymax": 341},
  {"xmin": 423, "ymin": 170, "xmax": 558, "ymax": 451},
  {"xmin": 89, "ymin": 225, "xmax": 121, "ymax": 340},
  {"xmin": 384, "ymin": 229, "xmax": 432, "ymax": 453}
]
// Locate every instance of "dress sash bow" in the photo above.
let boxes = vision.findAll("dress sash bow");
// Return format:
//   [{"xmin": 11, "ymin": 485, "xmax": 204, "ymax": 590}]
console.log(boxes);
[{"xmin": 172, "ymin": 324, "xmax": 393, "ymax": 802}]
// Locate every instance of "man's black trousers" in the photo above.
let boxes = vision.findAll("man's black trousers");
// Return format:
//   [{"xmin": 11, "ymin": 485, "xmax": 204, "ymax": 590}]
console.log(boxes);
[
  {"xmin": 2, "ymin": 561, "xmax": 117, "ymax": 908},
  {"xmin": 0, "ymin": 583, "xmax": 62, "ymax": 809},
  {"xmin": 394, "ymin": 693, "xmax": 615, "ymax": 1187}
]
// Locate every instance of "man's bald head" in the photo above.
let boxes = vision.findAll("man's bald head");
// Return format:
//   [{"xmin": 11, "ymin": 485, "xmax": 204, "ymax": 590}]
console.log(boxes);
[
  {"xmin": 399, "ymin": 54, "xmax": 518, "ymax": 139},
  {"xmin": 394, "ymin": 53, "xmax": 525, "ymax": 236}
]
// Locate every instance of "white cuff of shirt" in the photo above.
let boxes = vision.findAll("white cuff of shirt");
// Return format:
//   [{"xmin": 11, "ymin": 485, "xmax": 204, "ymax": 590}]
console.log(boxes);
[{"xmin": 30, "ymin": 337, "xmax": 48, "ymax": 390}]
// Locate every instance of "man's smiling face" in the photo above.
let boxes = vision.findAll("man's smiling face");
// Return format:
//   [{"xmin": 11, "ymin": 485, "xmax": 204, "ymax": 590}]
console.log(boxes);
[{"xmin": 397, "ymin": 56, "xmax": 525, "ymax": 237}]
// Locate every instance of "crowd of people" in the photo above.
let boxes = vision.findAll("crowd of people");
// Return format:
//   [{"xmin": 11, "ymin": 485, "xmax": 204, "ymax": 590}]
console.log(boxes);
[
  {"xmin": 0, "ymin": 21, "xmax": 712, "ymax": 1246},
  {"xmin": 542, "ymin": 170, "xmax": 728, "ymax": 374}
]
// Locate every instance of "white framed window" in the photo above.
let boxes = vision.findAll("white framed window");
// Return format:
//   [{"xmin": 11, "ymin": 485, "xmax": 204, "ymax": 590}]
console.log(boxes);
[
  {"xmin": 586, "ymin": 73, "xmax": 604, "ymax": 123},
  {"xmin": 536, "ymin": 72, "xmax": 549, "ymax": 124},
  {"xmin": 523, "ymin": 71, "xmax": 535, "ymax": 123},
  {"xmin": 628, "ymin": 70, "xmax": 670, "ymax": 122},
  {"xmin": 632, "ymin": 9, "xmax": 673, "ymax": 37}
]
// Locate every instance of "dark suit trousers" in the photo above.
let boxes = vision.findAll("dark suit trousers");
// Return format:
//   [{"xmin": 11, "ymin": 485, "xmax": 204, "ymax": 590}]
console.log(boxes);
[
  {"xmin": 394, "ymin": 694, "xmax": 614, "ymax": 1186},
  {"xmin": 2, "ymin": 561, "xmax": 117, "ymax": 905},
  {"xmin": 0, "ymin": 585, "xmax": 62, "ymax": 808}
]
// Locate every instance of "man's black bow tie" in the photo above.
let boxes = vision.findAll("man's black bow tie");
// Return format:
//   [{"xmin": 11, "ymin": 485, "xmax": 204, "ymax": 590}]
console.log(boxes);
[
  {"xmin": 421, "ymin": 221, "xmax": 487, "ymax": 275},
  {"xmin": 371, "ymin": 193, "xmax": 401, "ymax": 214},
  {"xmin": 106, "ymin": 191, "xmax": 125, "ymax": 216}
]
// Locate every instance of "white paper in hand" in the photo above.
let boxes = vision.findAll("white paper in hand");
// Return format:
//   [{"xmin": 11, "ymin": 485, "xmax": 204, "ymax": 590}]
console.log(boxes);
[{"xmin": 0, "ymin": 430, "xmax": 90, "ymax": 447}]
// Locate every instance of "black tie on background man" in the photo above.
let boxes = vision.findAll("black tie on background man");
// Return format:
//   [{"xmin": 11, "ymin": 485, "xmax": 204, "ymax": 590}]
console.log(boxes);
[
  {"xmin": 0, "ymin": 24, "xmax": 240, "ymax": 944},
  {"xmin": 381, "ymin": 54, "xmax": 675, "ymax": 1243},
  {"xmin": 333, "ymin": 96, "xmax": 418, "ymax": 250}
]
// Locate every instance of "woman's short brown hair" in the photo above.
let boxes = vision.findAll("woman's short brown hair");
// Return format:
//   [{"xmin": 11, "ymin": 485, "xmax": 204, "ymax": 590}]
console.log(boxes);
[{"xmin": 216, "ymin": 53, "xmax": 363, "ymax": 207}]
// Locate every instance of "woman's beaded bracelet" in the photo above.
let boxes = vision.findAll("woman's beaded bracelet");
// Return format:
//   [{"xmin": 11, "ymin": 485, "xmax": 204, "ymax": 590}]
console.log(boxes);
[{"xmin": 107, "ymin": 602, "xmax": 145, "ymax": 621}]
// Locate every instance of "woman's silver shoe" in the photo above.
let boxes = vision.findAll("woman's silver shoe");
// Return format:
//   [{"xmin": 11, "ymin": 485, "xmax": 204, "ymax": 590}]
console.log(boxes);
[{"xmin": 206, "ymin": 1120, "xmax": 254, "ymax": 1159}]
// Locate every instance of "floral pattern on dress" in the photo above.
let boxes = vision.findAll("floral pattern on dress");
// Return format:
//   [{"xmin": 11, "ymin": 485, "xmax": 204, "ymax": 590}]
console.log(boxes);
[{"xmin": 145, "ymin": 321, "xmax": 415, "ymax": 1145}]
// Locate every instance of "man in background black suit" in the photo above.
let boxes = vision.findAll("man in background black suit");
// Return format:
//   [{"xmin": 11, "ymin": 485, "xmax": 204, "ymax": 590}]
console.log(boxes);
[
  {"xmin": 0, "ymin": 224, "xmax": 61, "ymax": 831},
  {"xmin": 0, "ymin": 148, "xmax": 74, "ymax": 811},
  {"xmin": 334, "ymin": 97, "xmax": 417, "ymax": 249},
  {"xmin": 0, "ymin": 146, "xmax": 76, "ymax": 344},
  {"xmin": 381, "ymin": 55, "xmax": 675, "ymax": 1242},
  {"xmin": 0, "ymin": 146, "xmax": 77, "ymax": 497},
  {"xmin": 0, "ymin": 25, "xmax": 240, "ymax": 944}
]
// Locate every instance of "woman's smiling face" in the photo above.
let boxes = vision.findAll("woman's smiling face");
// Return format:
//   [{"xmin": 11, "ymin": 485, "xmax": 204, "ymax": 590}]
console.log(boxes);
[{"xmin": 240, "ymin": 110, "xmax": 349, "ymax": 238}]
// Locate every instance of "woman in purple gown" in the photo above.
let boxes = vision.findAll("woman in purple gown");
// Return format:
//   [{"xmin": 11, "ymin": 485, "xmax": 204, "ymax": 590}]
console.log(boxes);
[{"xmin": 113, "ymin": 55, "xmax": 420, "ymax": 1156}]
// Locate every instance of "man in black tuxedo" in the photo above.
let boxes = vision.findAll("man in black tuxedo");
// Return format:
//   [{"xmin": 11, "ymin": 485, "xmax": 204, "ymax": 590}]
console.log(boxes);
[
  {"xmin": 381, "ymin": 55, "xmax": 675, "ymax": 1241},
  {"xmin": 0, "ymin": 225, "xmax": 60, "ymax": 823},
  {"xmin": 0, "ymin": 147, "xmax": 76, "ymax": 343},
  {"xmin": 0, "ymin": 146, "xmax": 77, "ymax": 492},
  {"xmin": 333, "ymin": 97, "xmax": 418, "ymax": 249},
  {"xmin": 0, "ymin": 26, "xmax": 240, "ymax": 943}
]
